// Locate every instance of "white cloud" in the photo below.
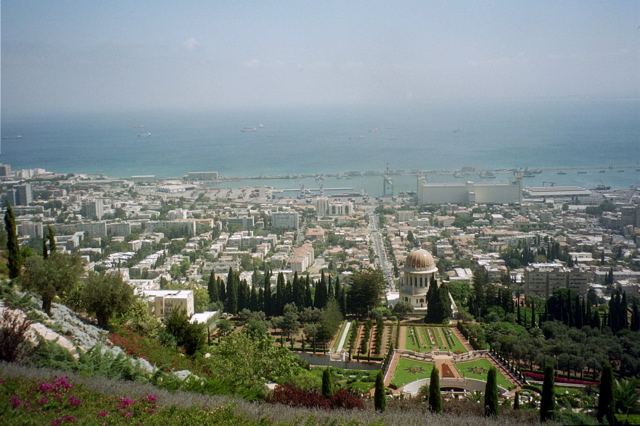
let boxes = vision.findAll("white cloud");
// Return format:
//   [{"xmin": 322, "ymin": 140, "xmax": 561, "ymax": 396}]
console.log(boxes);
[
  {"xmin": 244, "ymin": 59, "xmax": 260, "ymax": 68},
  {"xmin": 183, "ymin": 38, "xmax": 198, "ymax": 50}
]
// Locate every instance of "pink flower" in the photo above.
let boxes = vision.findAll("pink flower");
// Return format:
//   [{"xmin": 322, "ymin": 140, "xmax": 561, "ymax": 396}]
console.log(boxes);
[
  {"xmin": 124, "ymin": 410, "xmax": 134, "ymax": 418},
  {"xmin": 39, "ymin": 397, "xmax": 49, "ymax": 405},
  {"xmin": 118, "ymin": 397, "xmax": 135, "ymax": 408},
  {"xmin": 97, "ymin": 411, "xmax": 109, "ymax": 417},
  {"xmin": 10, "ymin": 395, "xmax": 21, "ymax": 409},
  {"xmin": 144, "ymin": 394, "xmax": 158, "ymax": 403},
  {"xmin": 69, "ymin": 395, "xmax": 82, "ymax": 407}
]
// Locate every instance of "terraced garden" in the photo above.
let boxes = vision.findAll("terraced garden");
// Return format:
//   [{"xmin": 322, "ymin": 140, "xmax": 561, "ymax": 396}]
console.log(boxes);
[{"xmin": 403, "ymin": 326, "xmax": 467, "ymax": 353}]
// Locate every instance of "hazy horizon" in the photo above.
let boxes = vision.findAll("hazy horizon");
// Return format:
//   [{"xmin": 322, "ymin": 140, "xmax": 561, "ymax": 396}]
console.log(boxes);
[{"xmin": 2, "ymin": 1, "xmax": 639, "ymax": 116}]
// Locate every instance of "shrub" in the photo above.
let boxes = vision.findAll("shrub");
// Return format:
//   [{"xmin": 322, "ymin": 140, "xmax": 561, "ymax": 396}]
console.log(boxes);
[
  {"xmin": 0, "ymin": 308, "xmax": 34, "ymax": 363},
  {"xmin": 265, "ymin": 383, "xmax": 363, "ymax": 410}
]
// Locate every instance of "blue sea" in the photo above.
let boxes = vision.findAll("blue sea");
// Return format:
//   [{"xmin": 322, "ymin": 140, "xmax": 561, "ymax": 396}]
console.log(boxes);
[{"xmin": 2, "ymin": 100, "xmax": 639, "ymax": 196}]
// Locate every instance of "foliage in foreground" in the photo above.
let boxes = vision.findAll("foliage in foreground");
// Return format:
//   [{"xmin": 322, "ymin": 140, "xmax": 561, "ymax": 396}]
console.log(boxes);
[{"xmin": 0, "ymin": 363, "xmax": 558, "ymax": 426}]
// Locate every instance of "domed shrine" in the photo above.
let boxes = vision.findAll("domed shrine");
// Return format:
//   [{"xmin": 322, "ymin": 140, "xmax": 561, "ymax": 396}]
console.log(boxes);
[{"xmin": 400, "ymin": 249, "xmax": 439, "ymax": 309}]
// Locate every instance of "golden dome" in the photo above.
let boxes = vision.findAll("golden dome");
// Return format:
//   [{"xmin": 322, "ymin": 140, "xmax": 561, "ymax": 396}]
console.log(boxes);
[{"xmin": 405, "ymin": 249, "xmax": 436, "ymax": 270}]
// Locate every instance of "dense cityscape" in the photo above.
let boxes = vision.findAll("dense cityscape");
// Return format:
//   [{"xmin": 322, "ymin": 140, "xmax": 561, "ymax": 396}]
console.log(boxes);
[{"xmin": 1, "ymin": 161, "xmax": 640, "ymax": 424}]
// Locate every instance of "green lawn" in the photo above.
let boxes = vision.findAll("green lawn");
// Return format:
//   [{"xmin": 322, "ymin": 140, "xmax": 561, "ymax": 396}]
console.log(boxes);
[
  {"xmin": 429, "ymin": 327, "xmax": 443, "ymax": 346},
  {"xmin": 456, "ymin": 359, "xmax": 512, "ymax": 390},
  {"xmin": 440, "ymin": 328, "xmax": 467, "ymax": 353},
  {"xmin": 390, "ymin": 358, "xmax": 434, "ymax": 388}
]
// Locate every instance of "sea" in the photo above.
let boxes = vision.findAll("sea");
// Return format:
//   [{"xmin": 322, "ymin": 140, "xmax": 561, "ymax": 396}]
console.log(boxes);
[{"xmin": 2, "ymin": 99, "xmax": 639, "ymax": 197}]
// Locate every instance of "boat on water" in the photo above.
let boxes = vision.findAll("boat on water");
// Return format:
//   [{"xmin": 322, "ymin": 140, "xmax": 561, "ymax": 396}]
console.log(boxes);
[
  {"xmin": 577, "ymin": 171, "xmax": 587, "ymax": 174},
  {"xmin": 241, "ymin": 127, "xmax": 258, "ymax": 133},
  {"xmin": 479, "ymin": 170, "xmax": 496, "ymax": 178},
  {"xmin": 557, "ymin": 171, "xmax": 567, "ymax": 175},
  {"xmin": 599, "ymin": 170, "xmax": 606, "ymax": 173},
  {"xmin": 2, "ymin": 135, "xmax": 22, "ymax": 140},
  {"xmin": 523, "ymin": 171, "xmax": 535, "ymax": 177},
  {"xmin": 591, "ymin": 184, "xmax": 611, "ymax": 191},
  {"xmin": 137, "ymin": 132, "xmax": 152, "ymax": 137}
]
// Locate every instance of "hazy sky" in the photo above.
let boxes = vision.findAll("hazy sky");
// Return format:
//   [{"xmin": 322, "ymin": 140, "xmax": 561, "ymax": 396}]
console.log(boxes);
[{"xmin": 2, "ymin": 0, "xmax": 639, "ymax": 114}]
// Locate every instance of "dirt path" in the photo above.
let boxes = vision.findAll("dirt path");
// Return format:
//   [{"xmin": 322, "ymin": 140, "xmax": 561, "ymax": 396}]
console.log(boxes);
[{"xmin": 398, "ymin": 325, "xmax": 407, "ymax": 350}]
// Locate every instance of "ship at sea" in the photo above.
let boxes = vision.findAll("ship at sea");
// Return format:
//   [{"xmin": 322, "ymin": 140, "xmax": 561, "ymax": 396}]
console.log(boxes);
[
  {"xmin": 591, "ymin": 184, "xmax": 611, "ymax": 191},
  {"xmin": 2, "ymin": 135, "xmax": 22, "ymax": 140}
]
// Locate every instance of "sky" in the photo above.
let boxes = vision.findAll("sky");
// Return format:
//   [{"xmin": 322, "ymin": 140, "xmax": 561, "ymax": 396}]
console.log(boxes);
[{"xmin": 2, "ymin": 0, "xmax": 639, "ymax": 114}]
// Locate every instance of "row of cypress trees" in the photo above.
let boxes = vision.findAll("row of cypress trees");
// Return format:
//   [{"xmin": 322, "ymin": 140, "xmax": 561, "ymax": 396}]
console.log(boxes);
[{"xmin": 207, "ymin": 268, "xmax": 348, "ymax": 316}]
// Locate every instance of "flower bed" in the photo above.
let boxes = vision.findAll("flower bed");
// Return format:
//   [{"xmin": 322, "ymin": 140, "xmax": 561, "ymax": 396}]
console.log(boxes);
[
  {"xmin": 441, "ymin": 363, "xmax": 455, "ymax": 378},
  {"xmin": 523, "ymin": 372, "xmax": 599, "ymax": 386}
]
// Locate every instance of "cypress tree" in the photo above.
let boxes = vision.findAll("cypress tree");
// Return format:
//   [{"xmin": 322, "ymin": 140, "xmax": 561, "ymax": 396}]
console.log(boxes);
[
  {"xmin": 540, "ymin": 364, "xmax": 555, "ymax": 422},
  {"xmin": 4, "ymin": 204, "xmax": 22, "ymax": 281},
  {"xmin": 217, "ymin": 276, "xmax": 226, "ymax": 304},
  {"xmin": 575, "ymin": 295, "xmax": 583, "ymax": 329},
  {"xmin": 264, "ymin": 269, "xmax": 272, "ymax": 316},
  {"xmin": 592, "ymin": 310, "xmax": 601, "ymax": 330},
  {"xmin": 597, "ymin": 365, "xmax": 615, "ymax": 425},
  {"xmin": 484, "ymin": 367, "xmax": 499, "ymax": 417},
  {"xmin": 276, "ymin": 272, "xmax": 285, "ymax": 316},
  {"xmin": 315, "ymin": 272, "xmax": 328, "ymax": 309},
  {"xmin": 47, "ymin": 224, "xmax": 57, "ymax": 253},
  {"xmin": 284, "ymin": 278, "xmax": 293, "ymax": 306},
  {"xmin": 322, "ymin": 368, "xmax": 334, "ymax": 398},
  {"xmin": 374, "ymin": 370, "xmax": 386, "ymax": 412},
  {"xmin": 207, "ymin": 273, "xmax": 219, "ymax": 304},
  {"xmin": 517, "ymin": 302, "xmax": 521, "ymax": 325},
  {"xmin": 621, "ymin": 291, "xmax": 628, "ymax": 330},
  {"xmin": 531, "ymin": 301, "xmax": 536, "ymax": 328},
  {"xmin": 513, "ymin": 391, "xmax": 520, "ymax": 410},
  {"xmin": 631, "ymin": 300, "xmax": 640, "ymax": 332},
  {"xmin": 428, "ymin": 367, "xmax": 442, "ymax": 413},
  {"xmin": 304, "ymin": 278, "xmax": 313, "ymax": 309},
  {"xmin": 293, "ymin": 271, "xmax": 305, "ymax": 309},
  {"xmin": 225, "ymin": 268, "xmax": 238, "ymax": 314},
  {"xmin": 42, "ymin": 237, "xmax": 48, "ymax": 259}
]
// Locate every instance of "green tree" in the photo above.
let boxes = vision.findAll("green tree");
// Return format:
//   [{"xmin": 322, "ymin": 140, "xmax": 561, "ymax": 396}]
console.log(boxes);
[
  {"xmin": 81, "ymin": 272, "xmax": 135, "ymax": 328},
  {"xmin": 317, "ymin": 298, "xmax": 343, "ymax": 347},
  {"xmin": 374, "ymin": 370, "xmax": 386, "ymax": 412},
  {"xmin": 4, "ymin": 205, "xmax": 22, "ymax": 280},
  {"xmin": 280, "ymin": 303, "xmax": 300, "ymax": 341},
  {"xmin": 392, "ymin": 301, "xmax": 414, "ymax": 320},
  {"xmin": 484, "ymin": 367, "xmax": 499, "ymax": 417},
  {"xmin": 540, "ymin": 364, "xmax": 555, "ymax": 422},
  {"xmin": 513, "ymin": 391, "xmax": 520, "ymax": 410},
  {"xmin": 207, "ymin": 273, "xmax": 219, "ymax": 304},
  {"xmin": 428, "ymin": 367, "xmax": 442, "ymax": 413},
  {"xmin": 46, "ymin": 224, "xmax": 57, "ymax": 253},
  {"xmin": 209, "ymin": 330, "xmax": 303, "ymax": 395},
  {"xmin": 424, "ymin": 283, "xmax": 452, "ymax": 324},
  {"xmin": 615, "ymin": 378, "xmax": 639, "ymax": 422},
  {"xmin": 22, "ymin": 252, "xmax": 83, "ymax": 315},
  {"xmin": 322, "ymin": 368, "xmax": 334, "ymax": 398},
  {"xmin": 216, "ymin": 318, "xmax": 232, "ymax": 342},
  {"xmin": 597, "ymin": 364, "xmax": 615, "ymax": 424},
  {"xmin": 164, "ymin": 307, "xmax": 206, "ymax": 356},
  {"xmin": 348, "ymin": 268, "xmax": 385, "ymax": 316}
]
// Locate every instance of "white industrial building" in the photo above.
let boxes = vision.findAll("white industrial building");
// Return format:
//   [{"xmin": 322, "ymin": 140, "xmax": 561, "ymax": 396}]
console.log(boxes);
[{"xmin": 417, "ymin": 175, "xmax": 522, "ymax": 205}]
